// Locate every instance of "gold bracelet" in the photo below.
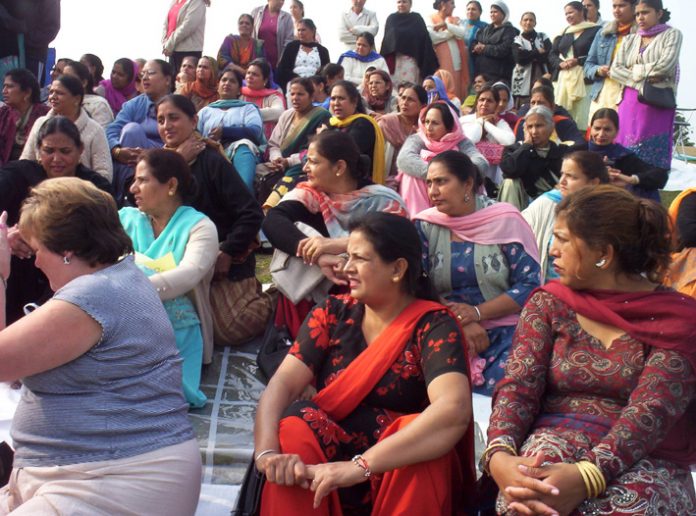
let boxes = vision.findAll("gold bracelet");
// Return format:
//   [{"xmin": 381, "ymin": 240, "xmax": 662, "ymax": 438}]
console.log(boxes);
[
  {"xmin": 584, "ymin": 461, "xmax": 607, "ymax": 495},
  {"xmin": 575, "ymin": 461, "xmax": 594, "ymax": 498},
  {"xmin": 113, "ymin": 147, "xmax": 121, "ymax": 159},
  {"xmin": 482, "ymin": 442, "xmax": 517, "ymax": 475}
]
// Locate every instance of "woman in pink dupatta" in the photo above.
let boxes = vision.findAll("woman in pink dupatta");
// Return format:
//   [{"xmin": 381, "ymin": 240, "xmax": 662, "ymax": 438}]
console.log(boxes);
[
  {"xmin": 100, "ymin": 59, "xmax": 139, "ymax": 115},
  {"xmin": 396, "ymin": 102, "xmax": 488, "ymax": 216},
  {"xmin": 241, "ymin": 58, "xmax": 286, "ymax": 140},
  {"xmin": 413, "ymin": 150, "xmax": 541, "ymax": 395}
]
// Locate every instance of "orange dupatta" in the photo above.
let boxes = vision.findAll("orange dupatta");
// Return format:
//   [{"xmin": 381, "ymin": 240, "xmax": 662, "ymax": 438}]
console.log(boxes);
[{"xmin": 430, "ymin": 13, "xmax": 470, "ymax": 99}]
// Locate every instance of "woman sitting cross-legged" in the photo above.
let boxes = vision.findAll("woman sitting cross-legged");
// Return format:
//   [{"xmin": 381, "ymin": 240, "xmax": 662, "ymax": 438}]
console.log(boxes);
[
  {"xmin": 413, "ymin": 150, "xmax": 541, "ymax": 395},
  {"xmin": 485, "ymin": 185, "xmax": 696, "ymax": 515},
  {"xmin": 0, "ymin": 178, "xmax": 201, "ymax": 515},
  {"xmin": 119, "ymin": 149, "xmax": 218, "ymax": 408},
  {"xmin": 254, "ymin": 211, "xmax": 476, "ymax": 515},
  {"xmin": 397, "ymin": 102, "xmax": 487, "ymax": 216},
  {"xmin": 197, "ymin": 67, "xmax": 265, "ymax": 192},
  {"xmin": 262, "ymin": 130, "xmax": 408, "ymax": 339},
  {"xmin": 523, "ymin": 150, "xmax": 610, "ymax": 282},
  {"xmin": 260, "ymin": 77, "xmax": 331, "ymax": 209},
  {"xmin": 156, "ymin": 94, "xmax": 266, "ymax": 358}
]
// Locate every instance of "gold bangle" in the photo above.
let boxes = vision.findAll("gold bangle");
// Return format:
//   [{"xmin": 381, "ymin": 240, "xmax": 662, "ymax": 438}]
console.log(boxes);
[
  {"xmin": 575, "ymin": 461, "xmax": 593, "ymax": 498},
  {"xmin": 113, "ymin": 147, "xmax": 121, "ymax": 159},
  {"xmin": 482, "ymin": 442, "xmax": 517, "ymax": 475},
  {"xmin": 576, "ymin": 461, "xmax": 606, "ymax": 498},
  {"xmin": 584, "ymin": 461, "xmax": 607, "ymax": 495}
]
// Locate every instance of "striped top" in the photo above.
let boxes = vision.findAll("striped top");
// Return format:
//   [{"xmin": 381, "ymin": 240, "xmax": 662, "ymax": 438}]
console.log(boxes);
[{"xmin": 11, "ymin": 257, "xmax": 195, "ymax": 467}]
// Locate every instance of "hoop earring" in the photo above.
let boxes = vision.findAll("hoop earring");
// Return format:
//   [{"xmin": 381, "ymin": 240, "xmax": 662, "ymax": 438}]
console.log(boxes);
[
  {"xmin": 595, "ymin": 258, "xmax": 607, "ymax": 268},
  {"xmin": 63, "ymin": 256, "xmax": 71, "ymax": 265}
]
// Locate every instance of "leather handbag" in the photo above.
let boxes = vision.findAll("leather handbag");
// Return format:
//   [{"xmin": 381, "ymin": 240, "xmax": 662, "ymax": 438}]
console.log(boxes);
[{"xmin": 638, "ymin": 82, "xmax": 676, "ymax": 110}]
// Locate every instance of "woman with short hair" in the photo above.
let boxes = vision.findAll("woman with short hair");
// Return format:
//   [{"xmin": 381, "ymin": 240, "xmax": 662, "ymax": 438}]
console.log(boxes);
[{"xmin": 0, "ymin": 177, "xmax": 201, "ymax": 514}]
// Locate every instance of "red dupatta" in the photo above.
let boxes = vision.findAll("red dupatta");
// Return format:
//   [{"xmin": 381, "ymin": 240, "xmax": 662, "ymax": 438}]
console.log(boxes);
[
  {"xmin": 311, "ymin": 298, "xmax": 478, "ymax": 513},
  {"xmin": 541, "ymin": 280, "xmax": 696, "ymax": 466}
]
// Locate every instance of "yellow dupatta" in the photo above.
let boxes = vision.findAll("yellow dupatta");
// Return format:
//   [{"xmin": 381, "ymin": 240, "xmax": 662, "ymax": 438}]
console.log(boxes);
[{"xmin": 330, "ymin": 113, "xmax": 386, "ymax": 185}]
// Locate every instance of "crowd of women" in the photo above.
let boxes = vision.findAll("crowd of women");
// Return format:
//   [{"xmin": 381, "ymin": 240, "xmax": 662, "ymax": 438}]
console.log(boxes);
[{"xmin": 0, "ymin": 0, "xmax": 694, "ymax": 514}]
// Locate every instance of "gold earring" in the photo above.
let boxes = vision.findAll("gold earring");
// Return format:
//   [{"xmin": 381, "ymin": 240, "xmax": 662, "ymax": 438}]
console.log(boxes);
[
  {"xmin": 392, "ymin": 276, "xmax": 400, "ymax": 283},
  {"xmin": 168, "ymin": 191, "xmax": 175, "ymax": 196}
]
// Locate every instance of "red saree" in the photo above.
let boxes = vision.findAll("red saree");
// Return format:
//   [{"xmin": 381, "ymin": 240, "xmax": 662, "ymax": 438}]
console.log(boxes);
[{"xmin": 260, "ymin": 299, "xmax": 477, "ymax": 515}]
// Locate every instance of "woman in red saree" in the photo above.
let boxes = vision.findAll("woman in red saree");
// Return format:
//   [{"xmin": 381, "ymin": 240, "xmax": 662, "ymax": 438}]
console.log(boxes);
[
  {"xmin": 254, "ymin": 212, "xmax": 476, "ymax": 515},
  {"xmin": 485, "ymin": 185, "xmax": 696, "ymax": 515}
]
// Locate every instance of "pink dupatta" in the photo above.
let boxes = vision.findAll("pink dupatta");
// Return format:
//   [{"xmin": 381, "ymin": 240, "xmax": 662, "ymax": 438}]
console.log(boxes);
[{"xmin": 417, "ymin": 102, "xmax": 466, "ymax": 162}]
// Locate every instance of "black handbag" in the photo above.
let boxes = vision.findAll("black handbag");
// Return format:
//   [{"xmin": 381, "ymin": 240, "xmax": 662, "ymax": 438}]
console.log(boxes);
[
  {"xmin": 638, "ymin": 82, "xmax": 676, "ymax": 109},
  {"xmin": 256, "ymin": 301, "xmax": 294, "ymax": 383},
  {"xmin": 231, "ymin": 459, "xmax": 265, "ymax": 516}
]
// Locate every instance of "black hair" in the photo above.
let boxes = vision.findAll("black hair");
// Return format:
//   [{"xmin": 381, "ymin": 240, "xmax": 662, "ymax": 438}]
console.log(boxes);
[
  {"xmin": 80, "ymin": 53, "xmax": 105, "ymax": 83},
  {"xmin": 330, "ymin": 80, "xmax": 366, "ymax": 114},
  {"xmin": 54, "ymin": 74, "xmax": 85, "ymax": 106},
  {"xmin": 137, "ymin": 149, "xmax": 197, "ymax": 203},
  {"xmin": 291, "ymin": 0, "xmax": 305, "ymax": 14},
  {"xmin": 151, "ymin": 58, "xmax": 174, "ymax": 79},
  {"xmin": 349, "ymin": 212, "xmax": 439, "ymax": 302},
  {"xmin": 476, "ymin": 83, "xmax": 501, "ymax": 104},
  {"xmin": 591, "ymin": 108, "xmax": 620, "ymax": 130},
  {"xmin": 157, "ymin": 94, "xmax": 197, "ymax": 119},
  {"xmin": 585, "ymin": 0, "xmax": 600, "ymax": 7},
  {"xmin": 530, "ymin": 85, "xmax": 555, "ymax": 106},
  {"xmin": 433, "ymin": 0, "xmax": 450, "ymax": 9},
  {"xmin": 37, "ymin": 115, "xmax": 83, "ymax": 148},
  {"xmin": 423, "ymin": 102, "xmax": 456, "ymax": 132},
  {"xmin": 310, "ymin": 131, "xmax": 371, "ymax": 182},
  {"xmin": 221, "ymin": 66, "xmax": 245, "ymax": 89},
  {"xmin": 564, "ymin": 151, "xmax": 610, "ymax": 183},
  {"xmin": 64, "ymin": 60, "xmax": 95, "ymax": 93},
  {"xmin": 356, "ymin": 32, "xmax": 375, "ymax": 50},
  {"xmin": 637, "ymin": 0, "xmax": 671, "ymax": 22},
  {"xmin": 429, "ymin": 150, "xmax": 483, "ymax": 189},
  {"xmin": 289, "ymin": 76, "xmax": 315, "ymax": 96},
  {"xmin": 247, "ymin": 58, "xmax": 272, "ymax": 87},
  {"xmin": 467, "ymin": 1, "xmax": 483, "ymax": 13},
  {"xmin": 320, "ymin": 63, "xmax": 344, "ymax": 80},
  {"xmin": 534, "ymin": 76, "xmax": 554, "ymax": 89},
  {"xmin": 402, "ymin": 84, "xmax": 428, "ymax": 106},
  {"xmin": 238, "ymin": 13, "xmax": 254, "ymax": 25},
  {"xmin": 566, "ymin": 1, "xmax": 588, "ymax": 20},
  {"xmin": 113, "ymin": 58, "xmax": 136, "ymax": 83},
  {"xmin": 4, "ymin": 68, "xmax": 41, "ymax": 104},
  {"xmin": 298, "ymin": 18, "xmax": 317, "ymax": 33},
  {"xmin": 310, "ymin": 74, "xmax": 327, "ymax": 92}
]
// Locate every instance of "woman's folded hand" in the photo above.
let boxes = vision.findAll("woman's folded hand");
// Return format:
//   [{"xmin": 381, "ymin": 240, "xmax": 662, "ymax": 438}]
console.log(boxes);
[
  {"xmin": 306, "ymin": 460, "xmax": 368, "ymax": 509},
  {"xmin": 258, "ymin": 452, "xmax": 311, "ymax": 489}
]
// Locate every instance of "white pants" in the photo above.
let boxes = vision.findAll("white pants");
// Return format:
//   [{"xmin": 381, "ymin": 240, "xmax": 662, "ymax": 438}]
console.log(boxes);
[{"xmin": 0, "ymin": 439, "xmax": 201, "ymax": 515}]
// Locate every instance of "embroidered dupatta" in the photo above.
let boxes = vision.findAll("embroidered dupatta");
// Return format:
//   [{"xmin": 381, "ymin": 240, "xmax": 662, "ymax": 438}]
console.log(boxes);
[{"xmin": 280, "ymin": 182, "xmax": 407, "ymax": 238}]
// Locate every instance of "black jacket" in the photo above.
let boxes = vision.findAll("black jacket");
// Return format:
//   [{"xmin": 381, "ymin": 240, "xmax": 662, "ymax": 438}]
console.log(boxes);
[
  {"xmin": 276, "ymin": 40, "xmax": 330, "ymax": 93},
  {"xmin": 188, "ymin": 147, "xmax": 263, "ymax": 281},
  {"xmin": 473, "ymin": 22, "xmax": 519, "ymax": 83},
  {"xmin": 0, "ymin": 0, "xmax": 60, "ymax": 61},
  {"xmin": 549, "ymin": 25, "xmax": 601, "ymax": 83},
  {"xmin": 500, "ymin": 142, "xmax": 572, "ymax": 198},
  {"xmin": 0, "ymin": 160, "xmax": 110, "ymax": 324}
]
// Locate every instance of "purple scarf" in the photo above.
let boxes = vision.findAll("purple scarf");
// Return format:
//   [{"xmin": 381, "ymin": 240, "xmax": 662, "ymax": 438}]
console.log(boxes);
[
  {"xmin": 100, "ymin": 61, "xmax": 139, "ymax": 115},
  {"xmin": 638, "ymin": 23, "xmax": 671, "ymax": 37}
]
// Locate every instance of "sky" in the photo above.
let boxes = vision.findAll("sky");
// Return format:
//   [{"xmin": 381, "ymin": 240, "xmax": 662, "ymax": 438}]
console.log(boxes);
[{"xmin": 54, "ymin": 1, "xmax": 694, "ymax": 112}]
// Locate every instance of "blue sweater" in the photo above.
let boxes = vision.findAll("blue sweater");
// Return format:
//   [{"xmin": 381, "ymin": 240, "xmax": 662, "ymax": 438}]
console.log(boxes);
[{"xmin": 105, "ymin": 93, "xmax": 160, "ymax": 149}]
